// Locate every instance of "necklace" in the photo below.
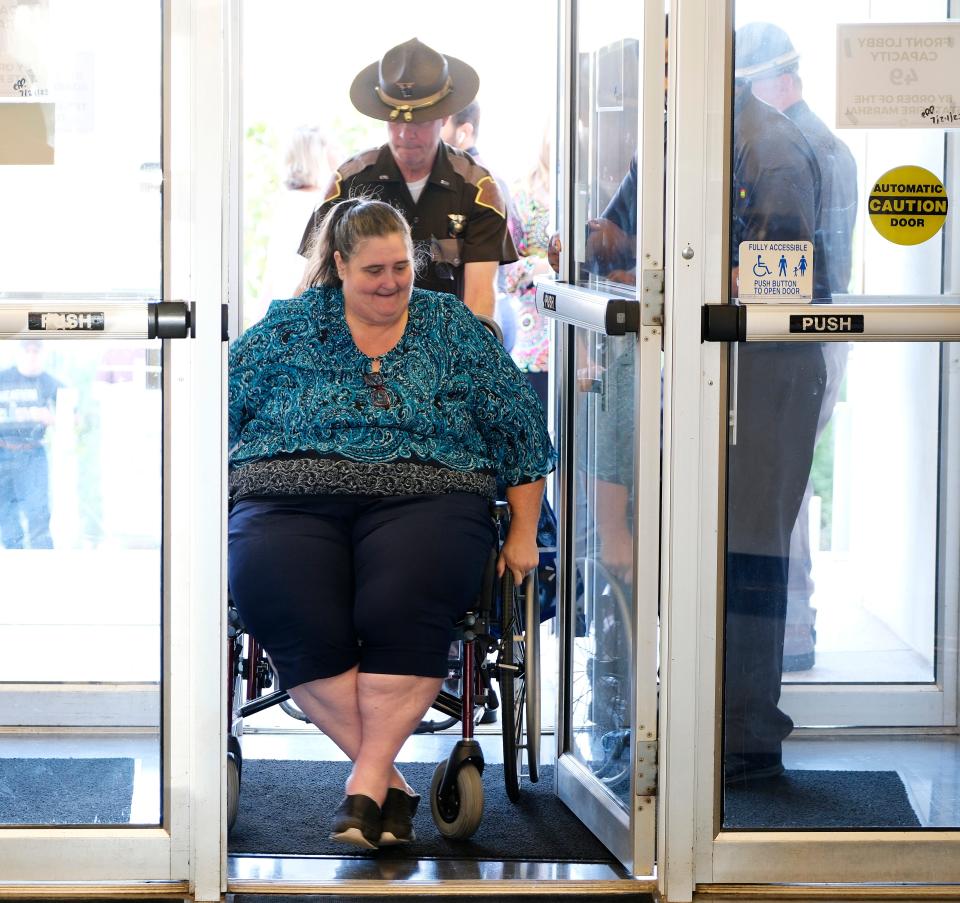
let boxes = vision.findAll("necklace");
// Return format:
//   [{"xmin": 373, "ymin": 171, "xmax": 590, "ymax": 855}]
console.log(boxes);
[{"xmin": 362, "ymin": 357, "xmax": 391, "ymax": 409}]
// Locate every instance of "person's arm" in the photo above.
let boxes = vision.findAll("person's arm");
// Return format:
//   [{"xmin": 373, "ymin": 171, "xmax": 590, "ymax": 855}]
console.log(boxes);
[
  {"xmin": 595, "ymin": 478, "xmax": 632, "ymax": 579},
  {"xmin": 499, "ymin": 478, "xmax": 544, "ymax": 585},
  {"xmin": 462, "ymin": 260, "xmax": 498, "ymax": 317},
  {"xmin": 585, "ymin": 217, "xmax": 632, "ymax": 266},
  {"xmin": 460, "ymin": 171, "xmax": 517, "ymax": 316},
  {"xmin": 457, "ymin": 304, "xmax": 556, "ymax": 581},
  {"xmin": 227, "ymin": 333, "xmax": 255, "ymax": 452}
]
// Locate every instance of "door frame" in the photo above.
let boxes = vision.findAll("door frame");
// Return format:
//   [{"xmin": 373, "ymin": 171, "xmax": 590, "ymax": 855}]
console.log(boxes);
[
  {"xmin": 0, "ymin": 1, "xmax": 226, "ymax": 897},
  {"xmin": 659, "ymin": 0, "xmax": 960, "ymax": 899},
  {"xmin": 658, "ymin": 1, "xmax": 729, "ymax": 900}
]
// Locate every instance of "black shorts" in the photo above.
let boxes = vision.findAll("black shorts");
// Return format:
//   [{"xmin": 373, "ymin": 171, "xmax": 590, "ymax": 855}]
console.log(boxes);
[{"xmin": 228, "ymin": 492, "xmax": 497, "ymax": 689}]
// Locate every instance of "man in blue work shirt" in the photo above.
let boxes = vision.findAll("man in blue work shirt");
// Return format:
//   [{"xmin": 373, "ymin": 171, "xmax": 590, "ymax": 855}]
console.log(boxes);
[
  {"xmin": 735, "ymin": 21, "xmax": 859, "ymax": 674},
  {"xmin": 724, "ymin": 73, "xmax": 827, "ymax": 783}
]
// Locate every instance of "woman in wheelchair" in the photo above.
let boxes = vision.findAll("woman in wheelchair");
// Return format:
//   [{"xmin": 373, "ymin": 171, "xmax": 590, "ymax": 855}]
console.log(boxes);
[{"xmin": 228, "ymin": 198, "xmax": 555, "ymax": 850}]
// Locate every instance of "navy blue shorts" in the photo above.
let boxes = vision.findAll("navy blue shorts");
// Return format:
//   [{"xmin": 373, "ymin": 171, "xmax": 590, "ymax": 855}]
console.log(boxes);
[{"xmin": 228, "ymin": 492, "xmax": 497, "ymax": 689}]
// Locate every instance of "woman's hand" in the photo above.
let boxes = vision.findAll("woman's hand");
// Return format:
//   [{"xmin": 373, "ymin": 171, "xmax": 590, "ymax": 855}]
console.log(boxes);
[
  {"xmin": 497, "ymin": 528, "xmax": 540, "ymax": 587},
  {"xmin": 498, "ymin": 479, "xmax": 545, "ymax": 586}
]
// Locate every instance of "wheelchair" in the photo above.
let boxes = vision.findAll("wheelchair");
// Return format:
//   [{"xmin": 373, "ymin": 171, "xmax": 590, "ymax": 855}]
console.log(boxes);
[
  {"xmin": 569, "ymin": 557, "xmax": 633, "ymax": 798},
  {"xmin": 226, "ymin": 499, "xmax": 542, "ymax": 841}
]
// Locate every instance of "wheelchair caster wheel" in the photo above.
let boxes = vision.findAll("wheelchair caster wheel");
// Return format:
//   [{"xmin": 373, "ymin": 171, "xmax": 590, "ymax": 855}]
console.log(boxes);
[{"xmin": 430, "ymin": 761, "xmax": 483, "ymax": 840}]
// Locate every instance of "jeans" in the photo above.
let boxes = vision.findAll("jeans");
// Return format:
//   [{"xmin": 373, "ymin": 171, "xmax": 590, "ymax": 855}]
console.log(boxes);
[{"xmin": 0, "ymin": 446, "xmax": 53, "ymax": 549}]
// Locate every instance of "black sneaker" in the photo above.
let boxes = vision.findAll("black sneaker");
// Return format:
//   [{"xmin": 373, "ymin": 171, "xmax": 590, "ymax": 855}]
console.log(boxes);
[
  {"xmin": 329, "ymin": 794, "xmax": 381, "ymax": 849},
  {"xmin": 378, "ymin": 787, "xmax": 420, "ymax": 845}
]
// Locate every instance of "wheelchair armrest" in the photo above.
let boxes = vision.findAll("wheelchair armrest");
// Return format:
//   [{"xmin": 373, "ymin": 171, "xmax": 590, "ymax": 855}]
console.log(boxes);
[{"xmin": 476, "ymin": 314, "xmax": 504, "ymax": 347}]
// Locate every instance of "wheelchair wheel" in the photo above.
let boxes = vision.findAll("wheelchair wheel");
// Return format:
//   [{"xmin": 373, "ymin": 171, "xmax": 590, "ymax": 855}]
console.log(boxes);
[
  {"xmin": 226, "ymin": 734, "xmax": 243, "ymax": 832},
  {"xmin": 523, "ymin": 571, "xmax": 541, "ymax": 778},
  {"xmin": 499, "ymin": 570, "xmax": 540, "ymax": 803},
  {"xmin": 430, "ymin": 761, "xmax": 484, "ymax": 840},
  {"xmin": 570, "ymin": 557, "xmax": 633, "ymax": 796},
  {"xmin": 227, "ymin": 751, "xmax": 240, "ymax": 832}
]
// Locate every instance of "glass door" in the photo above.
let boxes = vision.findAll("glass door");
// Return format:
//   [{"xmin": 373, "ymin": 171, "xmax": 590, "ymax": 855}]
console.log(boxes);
[
  {"xmin": 549, "ymin": 0, "xmax": 664, "ymax": 875},
  {"xmin": 0, "ymin": 1, "xmax": 224, "ymax": 894},
  {"xmin": 730, "ymin": 0, "xmax": 960, "ymax": 734},
  {"xmin": 675, "ymin": 0, "xmax": 960, "ymax": 889}
]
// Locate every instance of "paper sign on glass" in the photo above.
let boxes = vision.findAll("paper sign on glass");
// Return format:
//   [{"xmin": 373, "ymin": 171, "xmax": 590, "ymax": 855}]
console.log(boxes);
[{"xmin": 837, "ymin": 22, "xmax": 960, "ymax": 129}]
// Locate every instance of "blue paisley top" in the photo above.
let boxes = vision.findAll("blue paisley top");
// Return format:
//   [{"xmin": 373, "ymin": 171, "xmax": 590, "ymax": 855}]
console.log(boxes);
[{"xmin": 228, "ymin": 286, "xmax": 556, "ymax": 500}]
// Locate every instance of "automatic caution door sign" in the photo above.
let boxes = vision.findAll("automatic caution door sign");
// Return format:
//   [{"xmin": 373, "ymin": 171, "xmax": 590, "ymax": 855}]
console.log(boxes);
[
  {"xmin": 869, "ymin": 164, "xmax": 948, "ymax": 245},
  {"xmin": 738, "ymin": 241, "xmax": 813, "ymax": 303}
]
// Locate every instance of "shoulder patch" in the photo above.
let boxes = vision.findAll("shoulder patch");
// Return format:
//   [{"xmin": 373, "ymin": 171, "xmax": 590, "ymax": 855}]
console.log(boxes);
[
  {"xmin": 321, "ymin": 171, "xmax": 343, "ymax": 205},
  {"xmin": 447, "ymin": 148, "xmax": 490, "ymax": 185},
  {"xmin": 339, "ymin": 147, "xmax": 382, "ymax": 179},
  {"xmin": 323, "ymin": 147, "xmax": 384, "ymax": 203},
  {"xmin": 447, "ymin": 151, "xmax": 507, "ymax": 219},
  {"xmin": 475, "ymin": 175, "xmax": 506, "ymax": 218}
]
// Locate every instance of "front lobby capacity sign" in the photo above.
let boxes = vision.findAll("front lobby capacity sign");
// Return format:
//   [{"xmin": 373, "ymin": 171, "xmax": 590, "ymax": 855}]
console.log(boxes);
[{"xmin": 836, "ymin": 21, "xmax": 960, "ymax": 129}]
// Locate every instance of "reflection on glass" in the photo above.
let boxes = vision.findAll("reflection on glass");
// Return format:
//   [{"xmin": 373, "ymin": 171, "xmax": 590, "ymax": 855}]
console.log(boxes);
[
  {"xmin": 0, "ymin": 0, "xmax": 162, "ymax": 828},
  {"xmin": 787, "ymin": 342, "xmax": 938, "ymax": 685},
  {"xmin": 0, "ymin": 340, "xmax": 162, "ymax": 826},
  {"xmin": 574, "ymin": 16, "xmax": 640, "ymax": 290},
  {"xmin": 723, "ymin": 0, "xmax": 958, "ymax": 830},
  {"xmin": 570, "ymin": 332, "xmax": 636, "ymax": 807}
]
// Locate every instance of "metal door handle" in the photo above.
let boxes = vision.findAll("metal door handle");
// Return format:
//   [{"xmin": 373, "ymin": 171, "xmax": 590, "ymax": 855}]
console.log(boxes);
[
  {"xmin": 702, "ymin": 297, "xmax": 960, "ymax": 343},
  {"xmin": 0, "ymin": 300, "xmax": 193, "ymax": 340}
]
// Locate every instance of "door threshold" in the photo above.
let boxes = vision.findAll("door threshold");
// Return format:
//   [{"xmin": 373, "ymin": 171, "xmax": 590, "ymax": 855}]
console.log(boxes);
[
  {"xmin": 0, "ymin": 880, "xmax": 189, "ymax": 898},
  {"xmin": 697, "ymin": 884, "xmax": 960, "ymax": 899},
  {"xmin": 228, "ymin": 854, "xmax": 647, "ymax": 894}
]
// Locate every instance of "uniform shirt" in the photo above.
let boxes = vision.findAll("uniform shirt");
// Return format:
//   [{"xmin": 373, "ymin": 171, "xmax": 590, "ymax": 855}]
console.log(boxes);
[
  {"xmin": 0, "ymin": 367, "xmax": 59, "ymax": 448},
  {"xmin": 297, "ymin": 142, "xmax": 518, "ymax": 300},
  {"xmin": 464, "ymin": 145, "xmax": 522, "ymax": 248},
  {"xmin": 731, "ymin": 86, "xmax": 829, "ymax": 302},
  {"xmin": 228, "ymin": 286, "xmax": 556, "ymax": 501},
  {"xmin": 784, "ymin": 99, "xmax": 858, "ymax": 294},
  {"xmin": 728, "ymin": 85, "xmax": 827, "ymax": 558}
]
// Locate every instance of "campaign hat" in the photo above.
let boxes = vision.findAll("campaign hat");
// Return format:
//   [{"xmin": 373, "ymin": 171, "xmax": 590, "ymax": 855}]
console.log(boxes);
[
  {"xmin": 349, "ymin": 38, "xmax": 479, "ymax": 124},
  {"xmin": 734, "ymin": 22, "xmax": 800, "ymax": 81}
]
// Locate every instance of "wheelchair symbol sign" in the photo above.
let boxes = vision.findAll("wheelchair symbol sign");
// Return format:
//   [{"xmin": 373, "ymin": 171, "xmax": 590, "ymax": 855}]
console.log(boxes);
[{"xmin": 738, "ymin": 240, "xmax": 813, "ymax": 303}]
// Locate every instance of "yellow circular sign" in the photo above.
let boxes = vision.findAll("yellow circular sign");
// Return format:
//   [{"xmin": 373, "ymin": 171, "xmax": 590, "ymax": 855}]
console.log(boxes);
[{"xmin": 868, "ymin": 165, "xmax": 948, "ymax": 246}]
